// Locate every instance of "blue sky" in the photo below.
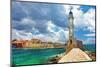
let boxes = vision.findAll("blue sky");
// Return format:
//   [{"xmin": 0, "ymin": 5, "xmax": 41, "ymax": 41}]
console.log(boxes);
[{"xmin": 12, "ymin": 1, "xmax": 96, "ymax": 44}]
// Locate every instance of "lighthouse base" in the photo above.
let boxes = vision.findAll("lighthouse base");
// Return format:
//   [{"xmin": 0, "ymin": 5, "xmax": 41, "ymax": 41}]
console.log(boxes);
[{"xmin": 66, "ymin": 39, "xmax": 83, "ymax": 53}]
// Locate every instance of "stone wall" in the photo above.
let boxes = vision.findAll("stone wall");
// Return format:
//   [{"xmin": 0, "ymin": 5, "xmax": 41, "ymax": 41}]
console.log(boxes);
[{"xmin": 12, "ymin": 39, "xmax": 64, "ymax": 48}]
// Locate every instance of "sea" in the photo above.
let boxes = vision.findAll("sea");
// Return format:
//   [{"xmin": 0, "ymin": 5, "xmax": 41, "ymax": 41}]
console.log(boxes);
[{"xmin": 12, "ymin": 44, "xmax": 96, "ymax": 66}]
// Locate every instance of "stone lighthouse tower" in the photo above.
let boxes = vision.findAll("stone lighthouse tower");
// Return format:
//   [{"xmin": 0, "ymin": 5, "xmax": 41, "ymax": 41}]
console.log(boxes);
[
  {"xmin": 66, "ymin": 7, "xmax": 77, "ymax": 53},
  {"xmin": 68, "ymin": 7, "xmax": 74, "ymax": 41}
]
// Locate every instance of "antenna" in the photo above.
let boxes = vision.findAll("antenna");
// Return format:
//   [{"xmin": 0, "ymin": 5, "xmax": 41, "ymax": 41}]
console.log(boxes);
[{"xmin": 70, "ymin": 6, "xmax": 73, "ymax": 11}]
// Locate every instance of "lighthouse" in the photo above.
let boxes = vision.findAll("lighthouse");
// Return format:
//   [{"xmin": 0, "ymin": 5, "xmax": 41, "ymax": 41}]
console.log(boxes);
[
  {"xmin": 68, "ymin": 7, "xmax": 74, "ymax": 41},
  {"xmin": 66, "ymin": 7, "xmax": 77, "ymax": 53},
  {"xmin": 59, "ymin": 7, "xmax": 90, "ymax": 63}
]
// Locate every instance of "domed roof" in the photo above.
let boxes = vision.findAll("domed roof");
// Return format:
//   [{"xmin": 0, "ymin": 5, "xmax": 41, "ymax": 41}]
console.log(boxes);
[{"xmin": 69, "ymin": 11, "xmax": 73, "ymax": 14}]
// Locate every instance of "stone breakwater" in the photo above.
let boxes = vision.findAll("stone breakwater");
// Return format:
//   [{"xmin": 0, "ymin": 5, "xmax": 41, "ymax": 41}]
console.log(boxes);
[{"xmin": 58, "ymin": 48, "xmax": 92, "ymax": 63}]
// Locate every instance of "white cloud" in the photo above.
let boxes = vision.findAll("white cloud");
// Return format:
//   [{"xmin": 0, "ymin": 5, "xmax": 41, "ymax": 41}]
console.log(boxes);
[
  {"xmin": 55, "ymin": 29, "xmax": 69, "ymax": 43},
  {"xmin": 63, "ymin": 5, "xmax": 95, "ymax": 33},
  {"xmin": 47, "ymin": 20, "xmax": 56, "ymax": 32},
  {"xmin": 12, "ymin": 3, "xmax": 96, "ymax": 44},
  {"xmin": 47, "ymin": 20, "xmax": 68, "ymax": 43},
  {"xmin": 47, "ymin": 29, "xmax": 68, "ymax": 43},
  {"xmin": 84, "ymin": 33, "xmax": 95, "ymax": 37},
  {"xmin": 12, "ymin": 29, "xmax": 33, "ymax": 40},
  {"xmin": 63, "ymin": 5, "xmax": 70, "ymax": 15},
  {"xmin": 76, "ymin": 8, "xmax": 95, "ymax": 32},
  {"xmin": 12, "ymin": 20, "xmax": 69, "ymax": 43},
  {"xmin": 21, "ymin": 18, "xmax": 35, "ymax": 25},
  {"xmin": 12, "ymin": 17, "xmax": 36, "ymax": 33},
  {"xmin": 83, "ymin": 8, "xmax": 95, "ymax": 32}
]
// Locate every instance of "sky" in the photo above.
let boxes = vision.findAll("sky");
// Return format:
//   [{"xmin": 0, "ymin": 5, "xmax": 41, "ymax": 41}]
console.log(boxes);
[{"xmin": 12, "ymin": 1, "xmax": 96, "ymax": 44}]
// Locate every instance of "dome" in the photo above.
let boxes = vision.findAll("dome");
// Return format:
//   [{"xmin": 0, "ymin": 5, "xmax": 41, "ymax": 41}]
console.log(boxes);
[{"xmin": 69, "ymin": 11, "xmax": 73, "ymax": 14}]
